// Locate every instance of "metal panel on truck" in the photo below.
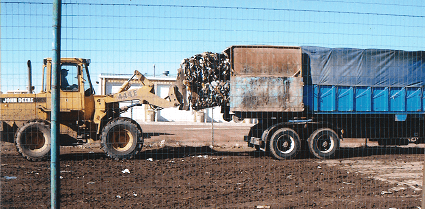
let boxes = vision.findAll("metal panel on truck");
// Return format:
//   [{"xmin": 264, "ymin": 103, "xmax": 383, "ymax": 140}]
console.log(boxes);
[
  {"xmin": 230, "ymin": 45, "xmax": 302, "ymax": 77},
  {"xmin": 227, "ymin": 46, "xmax": 304, "ymax": 112},
  {"xmin": 337, "ymin": 86, "xmax": 354, "ymax": 111},
  {"xmin": 373, "ymin": 87, "xmax": 389, "ymax": 112},
  {"xmin": 390, "ymin": 87, "xmax": 406, "ymax": 112},
  {"xmin": 230, "ymin": 76, "xmax": 303, "ymax": 112},
  {"xmin": 406, "ymin": 87, "xmax": 421, "ymax": 112}
]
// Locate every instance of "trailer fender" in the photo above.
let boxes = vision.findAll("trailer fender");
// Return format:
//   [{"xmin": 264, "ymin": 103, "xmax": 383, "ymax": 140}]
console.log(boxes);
[
  {"xmin": 305, "ymin": 122, "xmax": 343, "ymax": 140},
  {"xmin": 261, "ymin": 122, "xmax": 289, "ymax": 152}
]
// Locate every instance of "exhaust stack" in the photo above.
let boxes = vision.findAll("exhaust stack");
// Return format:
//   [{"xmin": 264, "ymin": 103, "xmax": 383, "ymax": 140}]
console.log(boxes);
[{"xmin": 27, "ymin": 60, "xmax": 33, "ymax": 94}]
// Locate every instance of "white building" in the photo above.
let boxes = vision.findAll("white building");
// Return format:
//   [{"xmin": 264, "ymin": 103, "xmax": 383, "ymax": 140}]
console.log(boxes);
[{"xmin": 98, "ymin": 73, "xmax": 227, "ymax": 123}]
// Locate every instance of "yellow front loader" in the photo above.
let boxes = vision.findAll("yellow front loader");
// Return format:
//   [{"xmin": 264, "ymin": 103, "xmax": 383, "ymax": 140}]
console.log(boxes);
[{"xmin": 0, "ymin": 58, "xmax": 182, "ymax": 161}]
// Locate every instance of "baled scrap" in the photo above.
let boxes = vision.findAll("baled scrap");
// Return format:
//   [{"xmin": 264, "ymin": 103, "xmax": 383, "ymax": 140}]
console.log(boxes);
[{"xmin": 178, "ymin": 52, "xmax": 231, "ymax": 110}]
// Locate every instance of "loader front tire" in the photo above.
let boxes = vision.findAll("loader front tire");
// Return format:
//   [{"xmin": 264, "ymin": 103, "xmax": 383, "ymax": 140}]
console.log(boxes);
[
  {"xmin": 101, "ymin": 118, "xmax": 143, "ymax": 160},
  {"xmin": 15, "ymin": 121, "xmax": 51, "ymax": 161}
]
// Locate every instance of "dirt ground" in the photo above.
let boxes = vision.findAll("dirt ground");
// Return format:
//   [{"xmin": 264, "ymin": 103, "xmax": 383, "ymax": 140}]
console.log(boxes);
[{"xmin": 1, "ymin": 122, "xmax": 424, "ymax": 208}]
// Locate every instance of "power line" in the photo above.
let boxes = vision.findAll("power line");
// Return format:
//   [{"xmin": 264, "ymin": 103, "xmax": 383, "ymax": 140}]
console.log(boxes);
[
  {"xmin": 301, "ymin": 0, "xmax": 425, "ymax": 8},
  {"xmin": 2, "ymin": 1, "xmax": 425, "ymax": 18}
]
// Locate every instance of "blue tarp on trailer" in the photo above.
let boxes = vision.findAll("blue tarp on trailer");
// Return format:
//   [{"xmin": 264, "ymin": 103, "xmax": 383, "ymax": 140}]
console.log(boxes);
[
  {"xmin": 301, "ymin": 46, "xmax": 425, "ymax": 87},
  {"xmin": 301, "ymin": 46, "xmax": 425, "ymax": 113}
]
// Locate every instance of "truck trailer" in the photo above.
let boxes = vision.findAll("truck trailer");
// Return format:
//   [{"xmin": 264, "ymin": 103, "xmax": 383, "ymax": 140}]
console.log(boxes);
[{"xmin": 178, "ymin": 45, "xmax": 425, "ymax": 160}]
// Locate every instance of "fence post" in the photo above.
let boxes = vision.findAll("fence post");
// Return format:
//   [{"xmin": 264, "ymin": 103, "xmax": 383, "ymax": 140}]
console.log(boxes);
[
  {"xmin": 51, "ymin": 0, "xmax": 62, "ymax": 208},
  {"xmin": 423, "ymin": 158, "xmax": 425, "ymax": 209}
]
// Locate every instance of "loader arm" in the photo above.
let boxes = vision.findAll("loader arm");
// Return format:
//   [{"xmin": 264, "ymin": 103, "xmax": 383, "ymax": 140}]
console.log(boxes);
[
  {"xmin": 105, "ymin": 85, "xmax": 180, "ymax": 109},
  {"xmin": 104, "ymin": 70, "xmax": 181, "ymax": 109},
  {"xmin": 116, "ymin": 70, "xmax": 154, "ymax": 93},
  {"xmin": 93, "ymin": 85, "xmax": 181, "ymax": 135}
]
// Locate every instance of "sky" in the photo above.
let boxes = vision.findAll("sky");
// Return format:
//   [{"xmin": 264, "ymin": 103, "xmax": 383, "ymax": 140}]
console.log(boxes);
[{"xmin": 1, "ymin": 0, "xmax": 424, "ymax": 93}]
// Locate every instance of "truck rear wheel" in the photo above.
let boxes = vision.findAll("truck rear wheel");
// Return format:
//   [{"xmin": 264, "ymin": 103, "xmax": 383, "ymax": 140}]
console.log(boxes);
[
  {"xmin": 269, "ymin": 128, "xmax": 301, "ymax": 160},
  {"xmin": 101, "ymin": 118, "xmax": 143, "ymax": 160},
  {"xmin": 15, "ymin": 121, "xmax": 51, "ymax": 161},
  {"xmin": 308, "ymin": 128, "xmax": 340, "ymax": 159}
]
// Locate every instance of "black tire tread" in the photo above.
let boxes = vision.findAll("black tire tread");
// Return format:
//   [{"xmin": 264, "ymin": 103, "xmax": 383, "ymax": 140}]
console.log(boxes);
[
  {"xmin": 15, "ymin": 121, "xmax": 51, "ymax": 162},
  {"xmin": 268, "ymin": 128, "xmax": 301, "ymax": 160},
  {"xmin": 101, "ymin": 117, "xmax": 143, "ymax": 160},
  {"xmin": 307, "ymin": 128, "xmax": 340, "ymax": 159}
]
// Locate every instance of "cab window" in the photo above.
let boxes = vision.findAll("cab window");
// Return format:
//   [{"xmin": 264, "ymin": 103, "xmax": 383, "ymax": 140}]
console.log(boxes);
[
  {"xmin": 60, "ymin": 65, "xmax": 78, "ymax": 91},
  {"xmin": 83, "ymin": 65, "xmax": 94, "ymax": 96}
]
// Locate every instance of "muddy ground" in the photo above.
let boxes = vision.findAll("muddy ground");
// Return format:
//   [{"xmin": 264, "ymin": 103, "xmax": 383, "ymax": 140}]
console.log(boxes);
[{"xmin": 1, "ymin": 122, "xmax": 424, "ymax": 208}]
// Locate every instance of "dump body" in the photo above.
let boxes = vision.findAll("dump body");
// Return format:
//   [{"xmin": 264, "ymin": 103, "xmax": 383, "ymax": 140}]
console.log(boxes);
[
  {"xmin": 225, "ymin": 46, "xmax": 304, "ymax": 113},
  {"xmin": 226, "ymin": 45, "xmax": 425, "ymax": 116}
]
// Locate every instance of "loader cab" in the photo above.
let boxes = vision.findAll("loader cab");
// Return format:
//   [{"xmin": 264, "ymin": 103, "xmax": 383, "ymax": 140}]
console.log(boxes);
[{"xmin": 42, "ymin": 58, "xmax": 95, "ymax": 120}]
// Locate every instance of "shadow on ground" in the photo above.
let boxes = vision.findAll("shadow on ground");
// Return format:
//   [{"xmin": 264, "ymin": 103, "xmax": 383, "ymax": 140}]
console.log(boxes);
[
  {"xmin": 56, "ymin": 146, "xmax": 264, "ymax": 161},
  {"xmin": 136, "ymin": 146, "xmax": 267, "ymax": 160},
  {"xmin": 337, "ymin": 146, "xmax": 424, "ymax": 159},
  {"xmin": 143, "ymin": 132, "xmax": 173, "ymax": 139},
  {"xmin": 53, "ymin": 145, "xmax": 425, "ymax": 162}
]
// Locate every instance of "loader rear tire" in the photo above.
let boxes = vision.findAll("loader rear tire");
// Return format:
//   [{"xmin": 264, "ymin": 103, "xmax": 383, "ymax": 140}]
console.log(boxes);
[
  {"xmin": 269, "ymin": 128, "xmax": 301, "ymax": 160},
  {"xmin": 15, "ymin": 121, "xmax": 51, "ymax": 161},
  {"xmin": 101, "ymin": 118, "xmax": 143, "ymax": 160}
]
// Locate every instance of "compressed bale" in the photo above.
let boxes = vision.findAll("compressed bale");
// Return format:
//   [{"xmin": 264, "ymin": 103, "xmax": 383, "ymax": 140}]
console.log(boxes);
[{"xmin": 178, "ymin": 52, "xmax": 232, "ymax": 110}]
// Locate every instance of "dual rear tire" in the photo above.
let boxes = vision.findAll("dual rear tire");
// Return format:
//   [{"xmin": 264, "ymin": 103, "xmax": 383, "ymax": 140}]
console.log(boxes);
[
  {"xmin": 269, "ymin": 128, "xmax": 301, "ymax": 160},
  {"xmin": 307, "ymin": 128, "xmax": 340, "ymax": 159},
  {"xmin": 268, "ymin": 127, "xmax": 340, "ymax": 160}
]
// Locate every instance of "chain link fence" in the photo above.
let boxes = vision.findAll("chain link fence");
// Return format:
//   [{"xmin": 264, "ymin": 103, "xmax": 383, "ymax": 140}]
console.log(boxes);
[{"xmin": 1, "ymin": 1, "xmax": 424, "ymax": 208}]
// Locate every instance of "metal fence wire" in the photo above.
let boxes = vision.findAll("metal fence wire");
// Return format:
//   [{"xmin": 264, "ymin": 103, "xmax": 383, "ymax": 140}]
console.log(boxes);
[{"xmin": 1, "ymin": 1, "xmax": 425, "ymax": 208}]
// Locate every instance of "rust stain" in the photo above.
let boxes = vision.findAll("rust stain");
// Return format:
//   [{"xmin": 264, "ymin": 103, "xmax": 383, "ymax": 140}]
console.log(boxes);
[
  {"xmin": 233, "ymin": 77, "xmax": 301, "ymax": 112},
  {"xmin": 230, "ymin": 46, "xmax": 302, "ymax": 77}
]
